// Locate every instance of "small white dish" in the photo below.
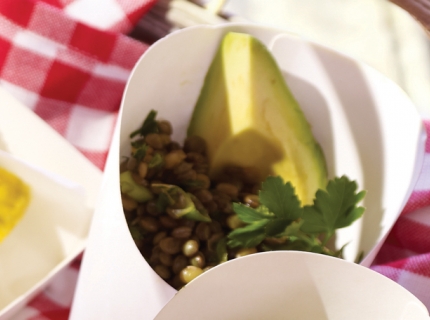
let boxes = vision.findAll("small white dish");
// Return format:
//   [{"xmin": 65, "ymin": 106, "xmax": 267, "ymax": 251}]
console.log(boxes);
[
  {"xmin": 0, "ymin": 87, "xmax": 102, "ymax": 319},
  {"xmin": 71, "ymin": 23, "xmax": 426, "ymax": 319}
]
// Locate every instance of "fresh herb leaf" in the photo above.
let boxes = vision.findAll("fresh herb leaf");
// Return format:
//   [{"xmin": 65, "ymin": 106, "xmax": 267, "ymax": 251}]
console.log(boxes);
[
  {"xmin": 227, "ymin": 220, "xmax": 268, "ymax": 248},
  {"xmin": 232, "ymin": 203, "xmax": 273, "ymax": 224},
  {"xmin": 152, "ymin": 183, "xmax": 212, "ymax": 222},
  {"xmin": 265, "ymin": 218, "xmax": 294, "ymax": 237},
  {"xmin": 130, "ymin": 110, "xmax": 159, "ymax": 138},
  {"xmin": 280, "ymin": 219, "xmax": 304, "ymax": 238},
  {"xmin": 300, "ymin": 175, "xmax": 366, "ymax": 236},
  {"xmin": 227, "ymin": 174, "xmax": 366, "ymax": 258},
  {"xmin": 187, "ymin": 193, "xmax": 212, "ymax": 222},
  {"xmin": 120, "ymin": 171, "xmax": 153, "ymax": 202},
  {"xmin": 156, "ymin": 191, "xmax": 175, "ymax": 212},
  {"xmin": 149, "ymin": 153, "xmax": 164, "ymax": 168},
  {"xmin": 132, "ymin": 143, "xmax": 148, "ymax": 163},
  {"xmin": 273, "ymin": 220, "xmax": 323, "ymax": 252},
  {"xmin": 259, "ymin": 176, "xmax": 302, "ymax": 220},
  {"xmin": 228, "ymin": 177, "xmax": 302, "ymax": 247}
]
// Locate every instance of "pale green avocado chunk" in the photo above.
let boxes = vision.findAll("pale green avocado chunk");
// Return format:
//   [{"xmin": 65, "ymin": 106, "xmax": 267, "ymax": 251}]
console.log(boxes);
[{"xmin": 187, "ymin": 32, "xmax": 327, "ymax": 205}]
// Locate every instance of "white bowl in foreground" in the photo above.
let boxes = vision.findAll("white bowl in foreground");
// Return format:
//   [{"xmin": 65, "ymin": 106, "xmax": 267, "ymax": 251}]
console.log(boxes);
[
  {"xmin": 0, "ymin": 87, "xmax": 102, "ymax": 319},
  {"xmin": 71, "ymin": 23, "xmax": 426, "ymax": 320},
  {"xmin": 155, "ymin": 251, "xmax": 429, "ymax": 320}
]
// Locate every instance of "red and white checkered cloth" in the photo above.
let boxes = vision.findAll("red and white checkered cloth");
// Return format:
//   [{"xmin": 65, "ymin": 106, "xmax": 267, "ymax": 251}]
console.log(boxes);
[
  {"xmin": 0, "ymin": 0, "xmax": 156, "ymax": 319},
  {"xmin": 0, "ymin": 0, "xmax": 157, "ymax": 173},
  {"xmin": 1, "ymin": 0, "xmax": 430, "ymax": 319},
  {"xmin": 371, "ymin": 122, "xmax": 430, "ymax": 309}
]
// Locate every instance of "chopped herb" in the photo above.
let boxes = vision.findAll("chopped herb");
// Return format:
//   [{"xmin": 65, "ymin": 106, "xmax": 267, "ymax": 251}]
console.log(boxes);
[
  {"xmin": 152, "ymin": 183, "xmax": 212, "ymax": 222},
  {"xmin": 120, "ymin": 171, "xmax": 153, "ymax": 202},
  {"xmin": 130, "ymin": 109, "xmax": 159, "ymax": 138},
  {"xmin": 132, "ymin": 143, "xmax": 148, "ymax": 163},
  {"xmin": 149, "ymin": 153, "xmax": 164, "ymax": 168},
  {"xmin": 156, "ymin": 191, "xmax": 175, "ymax": 212}
]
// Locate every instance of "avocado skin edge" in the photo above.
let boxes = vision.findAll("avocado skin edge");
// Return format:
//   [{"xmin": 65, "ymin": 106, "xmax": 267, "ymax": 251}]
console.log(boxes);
[{"xmin": 187, "ymin": 32, "xmax": 327, "ymax": 205}]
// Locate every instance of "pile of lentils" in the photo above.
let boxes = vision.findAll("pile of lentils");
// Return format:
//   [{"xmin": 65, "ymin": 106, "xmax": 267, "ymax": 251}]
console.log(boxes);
[{"xmin": 120, "ymin": 115, "xmax": 263, "ymax": 290}]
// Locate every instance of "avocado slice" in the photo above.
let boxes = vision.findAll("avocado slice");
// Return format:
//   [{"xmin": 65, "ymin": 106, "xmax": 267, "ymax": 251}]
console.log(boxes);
[{"xmin": 187, "ymin": 32, "xmax": 327, "ymax": 205}]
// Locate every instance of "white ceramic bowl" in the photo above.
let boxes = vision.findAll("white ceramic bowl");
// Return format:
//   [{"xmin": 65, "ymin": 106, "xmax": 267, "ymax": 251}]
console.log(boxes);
[
  {"xmin": 71, "ymin": 23, "xmax": 426, "ymax": 320},
  {"xmin": 0, "ymin": 87, "xmax": 102, "ymax": 319}
]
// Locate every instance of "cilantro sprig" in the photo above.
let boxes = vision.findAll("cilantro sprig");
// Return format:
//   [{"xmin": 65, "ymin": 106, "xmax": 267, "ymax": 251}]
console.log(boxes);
[{"xmin": 227, "ymin": 175, "xmax": 366, "ymax": 257}]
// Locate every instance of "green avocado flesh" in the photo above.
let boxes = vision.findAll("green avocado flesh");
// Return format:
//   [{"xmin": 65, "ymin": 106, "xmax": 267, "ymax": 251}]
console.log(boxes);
[{"xmin": 187, "ymin": 32, "xmax": 327, "ymax": 205}]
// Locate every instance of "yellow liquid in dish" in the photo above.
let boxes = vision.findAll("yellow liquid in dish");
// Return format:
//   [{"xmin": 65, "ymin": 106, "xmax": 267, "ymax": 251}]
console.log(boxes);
[{"xmin": 0, "ymin": 167, "xmax": 30, "ymax": 243}]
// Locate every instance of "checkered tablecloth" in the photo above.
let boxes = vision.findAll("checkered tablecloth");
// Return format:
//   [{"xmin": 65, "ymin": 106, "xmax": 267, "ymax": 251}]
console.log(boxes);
[
  {"xmin": 0, "ymin": 0, "xmax": 155, "ymax": 318},
  {"xmin": 1, "ymin": 0, "xmax": 430, "ymax": 319},
  {"xmin": 371, "ymin": 121, "xmax": 430, "ymax": 307}
]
